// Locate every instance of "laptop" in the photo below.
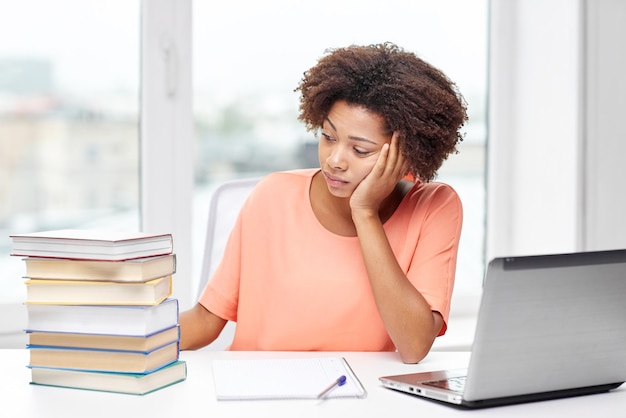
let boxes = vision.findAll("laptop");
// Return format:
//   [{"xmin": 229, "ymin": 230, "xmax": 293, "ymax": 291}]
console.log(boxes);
[{"xmin": 379, "ymin": 249, "xmax": 626, "ymax": 409}]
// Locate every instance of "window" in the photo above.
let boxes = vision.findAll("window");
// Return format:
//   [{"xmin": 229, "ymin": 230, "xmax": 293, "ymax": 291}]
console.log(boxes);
[
  {"xmin": 192, "ymin": 0, "xmax": 488, "ymax": 289},
  {"xmin": 0, "ymin": 1, "xmax": 140, "ymax": 304}
]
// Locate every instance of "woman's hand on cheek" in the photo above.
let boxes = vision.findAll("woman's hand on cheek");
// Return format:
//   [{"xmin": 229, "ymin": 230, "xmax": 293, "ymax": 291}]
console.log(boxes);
[{"xmin": 350, "ymin": 133, "xmax": 407, "ymax": 216}]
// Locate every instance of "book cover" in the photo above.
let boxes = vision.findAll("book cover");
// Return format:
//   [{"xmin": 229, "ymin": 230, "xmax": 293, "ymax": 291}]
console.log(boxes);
[
  {"xmin": 26, "ymin": 298, "xmax": 179, "ymax": 336},
  {"xmin": 28, "ymin": 341, "xmax": 179, "ymax": 373},
  {"xmin": 27, "ymin": 326, "xmax": 180, "ymax": 352},
  {"xmin": 25, "ymin": 275, "xmax": 172, "ymax": 305},
  {"xmin": 22, "ymin": 254, "xmax": 176, "ymax": 282},
  {"xmin": 30, "ymin": 360, "xmax": 187, "ymax": 395},
  {"xmin": 10, "ymin": 229, "xmax": 173, "ymax": 261}
]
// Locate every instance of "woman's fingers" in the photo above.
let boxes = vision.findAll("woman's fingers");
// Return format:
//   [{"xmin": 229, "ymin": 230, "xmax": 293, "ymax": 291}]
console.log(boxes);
[
  {"xmin": 386, "ymin": 133, "xmax": 407, "ymax": 180},
  {"xmin": 385, "ymin": 133, "xmax": 399, "ymax": 173}
]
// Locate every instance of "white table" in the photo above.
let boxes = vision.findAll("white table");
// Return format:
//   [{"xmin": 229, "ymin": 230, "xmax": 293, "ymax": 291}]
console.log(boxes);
[{"xmin": 1, "ymin": 349, "xmax": 624, "ymax": 417}]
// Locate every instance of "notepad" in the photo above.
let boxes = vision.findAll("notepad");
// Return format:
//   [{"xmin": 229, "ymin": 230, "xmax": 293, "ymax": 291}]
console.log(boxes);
[{"xmin": 212, "ymin": 357, "xmax": 367, "ymax": 400}]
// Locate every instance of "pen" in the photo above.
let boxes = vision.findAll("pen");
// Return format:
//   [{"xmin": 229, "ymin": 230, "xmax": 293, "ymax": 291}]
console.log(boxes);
[{"xmin": 317, "ymin": 375, "xmax": 347, "ymax": 398}]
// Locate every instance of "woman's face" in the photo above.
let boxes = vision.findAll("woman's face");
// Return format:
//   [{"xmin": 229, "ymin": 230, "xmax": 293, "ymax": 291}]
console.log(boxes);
[{"xmin": 318, "ymin": 100, "xmax": 391, "ymax": 198}]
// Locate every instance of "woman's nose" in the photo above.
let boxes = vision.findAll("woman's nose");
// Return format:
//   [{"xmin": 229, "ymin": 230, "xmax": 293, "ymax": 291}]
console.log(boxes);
[{"xmin": 326, "ymin": 147, "xmax": 347, "ymax": 170}]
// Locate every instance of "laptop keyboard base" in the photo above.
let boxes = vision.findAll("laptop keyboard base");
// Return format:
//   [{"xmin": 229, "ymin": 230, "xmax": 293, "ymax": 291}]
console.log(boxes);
[{"xmin": 423, "ymin": 376, "xmax": 467, "ymax": 394}]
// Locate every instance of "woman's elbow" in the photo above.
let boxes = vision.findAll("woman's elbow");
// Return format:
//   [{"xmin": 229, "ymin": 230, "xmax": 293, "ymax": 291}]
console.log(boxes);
[
  {"xmin": 397, "ymin": 313, "xmax": 444, "ymax": 363},
  {"xmin": 397, "ymin": 342, "xmax": 433, "ymax": 364}
]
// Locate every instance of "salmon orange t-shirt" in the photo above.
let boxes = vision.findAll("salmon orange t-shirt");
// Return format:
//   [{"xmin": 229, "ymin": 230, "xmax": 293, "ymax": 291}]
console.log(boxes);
[{"xmin": 199, "ymin": 169, "xmax": 462, "ymax": 352}]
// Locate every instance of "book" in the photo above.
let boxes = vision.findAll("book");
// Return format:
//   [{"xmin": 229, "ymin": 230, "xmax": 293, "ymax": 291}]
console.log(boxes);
[
  {"xmin": 212, "ymin": 357, "xmax": 367, "ymax": 400},
  {"xmin": 10, "ymin": 229, "xmax": 173, "ymax": 261},
  {"xmin": 29, "ymin": 341, "xmax": 179, "ymax": 373},
  {"xmin": 26, "ymin": 298, "xmax": 179, "ymax": 336},
  {"xmin": 24, "ymin": 275, "xmax": 172, "ymax": 305},
  {"xmin": 30, "ymin": 360, "xmax": 187, "ymax": 395},
  {"xmin": 22, "ymin": 254, "xmax": 176, "ymax": 282},
  {"xmin": 27, "ymin": 326, "xmax": 180, "ymax": 352}
]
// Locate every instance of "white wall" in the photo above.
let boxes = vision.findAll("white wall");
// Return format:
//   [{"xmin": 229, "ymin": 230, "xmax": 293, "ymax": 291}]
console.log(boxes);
[
  {"xmin": 487, "ymin": 0, "xmax": 626, "ymax": 260},
  {"xmin": 583, "ymin": 0, "xmax": 626, "ymax": 250}
]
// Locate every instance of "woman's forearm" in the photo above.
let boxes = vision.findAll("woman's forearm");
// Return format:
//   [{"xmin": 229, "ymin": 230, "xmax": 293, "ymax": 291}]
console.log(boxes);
[
  {"xmin": 353, "ymin": 210, "xmax": 442, "ymax": 363},
  {"xmin": 179, "ymin": 303, "xmax": 227, "ymax": 350}
]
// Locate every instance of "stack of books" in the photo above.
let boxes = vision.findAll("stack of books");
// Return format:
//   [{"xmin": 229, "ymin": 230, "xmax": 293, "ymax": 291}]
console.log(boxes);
[{"xmin": 10, "ymin": 229, "xmax": 187, "ymax": 395}]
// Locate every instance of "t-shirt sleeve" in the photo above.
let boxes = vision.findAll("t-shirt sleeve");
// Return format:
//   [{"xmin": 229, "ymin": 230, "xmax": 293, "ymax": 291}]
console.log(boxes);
[
  {"xmin": 406, "ymin": 183, "xmax": 463, "ymax": 336},
  {"xmin": 197, "ymin": 197, "xmax": 247, "ymax": 322}
]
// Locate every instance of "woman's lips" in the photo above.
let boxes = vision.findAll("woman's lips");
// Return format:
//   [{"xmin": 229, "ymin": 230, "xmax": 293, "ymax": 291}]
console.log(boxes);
[{"xmin": 323, "ymin": 171, "xmax": 349, "ymax": 188}]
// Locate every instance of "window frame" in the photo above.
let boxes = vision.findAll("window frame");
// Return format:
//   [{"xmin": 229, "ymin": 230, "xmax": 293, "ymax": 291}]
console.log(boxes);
[{"xmin": 140, "ymin": 0, "xmax": 193, "ymax": 309}]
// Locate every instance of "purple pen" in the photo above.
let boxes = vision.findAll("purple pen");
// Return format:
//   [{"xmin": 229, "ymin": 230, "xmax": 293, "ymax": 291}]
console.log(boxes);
[{"xmin": 317, "ymin": 375, "xmax": 347, "ymax": 398}]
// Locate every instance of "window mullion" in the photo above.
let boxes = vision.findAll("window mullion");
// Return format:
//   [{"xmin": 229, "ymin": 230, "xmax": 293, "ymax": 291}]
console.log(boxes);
[{"xmin": 140, "ymin": 0, "xmax": 193, "ymax": 309}]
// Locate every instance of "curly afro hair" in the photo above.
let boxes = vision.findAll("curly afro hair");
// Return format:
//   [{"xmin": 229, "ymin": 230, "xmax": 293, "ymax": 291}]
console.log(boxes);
[{"xmin": 295, "ymin": 42, "xmax": 467, "ymax": 181}]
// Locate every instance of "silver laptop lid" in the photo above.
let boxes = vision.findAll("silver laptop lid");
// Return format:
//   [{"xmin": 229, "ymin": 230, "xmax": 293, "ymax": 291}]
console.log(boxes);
[{"xmin": 464, "ymin": 249, "xmax": 626, "ymax": 401}]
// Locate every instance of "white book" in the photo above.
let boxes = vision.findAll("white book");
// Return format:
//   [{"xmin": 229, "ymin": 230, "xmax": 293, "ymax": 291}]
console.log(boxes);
[
  {"xmin": 10, "ymin": 229, "xmax": 173, "ymax": 261},
  {"xmin": 26, "ymin": 298, "xmax": 179, "ymax": 336}
]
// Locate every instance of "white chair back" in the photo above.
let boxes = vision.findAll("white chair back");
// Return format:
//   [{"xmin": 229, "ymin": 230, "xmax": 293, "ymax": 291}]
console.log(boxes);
[{"xmin": 197, "ymin": 177, "xmax": 260, "ymax": 299}]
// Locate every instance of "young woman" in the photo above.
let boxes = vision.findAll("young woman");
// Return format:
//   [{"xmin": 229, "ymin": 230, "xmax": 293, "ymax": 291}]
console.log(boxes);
[{"xmin": 180, "ymin": 42, "xmax": 467, "ymax": 363}]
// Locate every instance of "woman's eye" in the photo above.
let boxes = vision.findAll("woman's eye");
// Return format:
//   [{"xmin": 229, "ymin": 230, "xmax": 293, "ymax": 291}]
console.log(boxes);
[
  {"xmin": 321, "ymin": 133, "xmax": 334, "ymax": 142},
  {"xmin": 354, "ymin": 148, "xmax": 370, "ymax": 156}
]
